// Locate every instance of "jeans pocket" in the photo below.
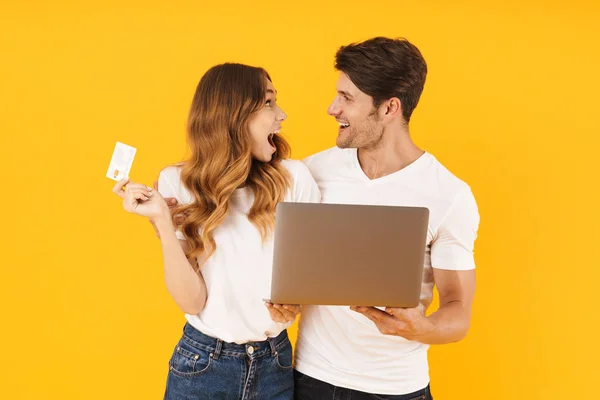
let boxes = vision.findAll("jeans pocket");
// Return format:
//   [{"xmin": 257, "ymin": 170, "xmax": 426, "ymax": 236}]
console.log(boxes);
[
  {"xmin": 274, "ymin": 340, "xmax": 293, "ymax": 370},
  {"xmin": 168, "ymin": 337, "xmax": 212, "ymax": 377}
]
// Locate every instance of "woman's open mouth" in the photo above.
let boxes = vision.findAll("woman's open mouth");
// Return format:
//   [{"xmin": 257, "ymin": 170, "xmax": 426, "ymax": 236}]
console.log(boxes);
[{"xmin": 268, "ymin": 130, "xmax": 279, "ymax": 150}]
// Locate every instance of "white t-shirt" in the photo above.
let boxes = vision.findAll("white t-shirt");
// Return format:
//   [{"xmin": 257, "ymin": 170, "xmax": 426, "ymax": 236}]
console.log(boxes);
[
  {"xmin": 294, "ymin": 147, "xmax": 480, "ymax": 394},
  {"xmin": 158, "ymin": 159, "xmax": 321, "ymax": 344}
]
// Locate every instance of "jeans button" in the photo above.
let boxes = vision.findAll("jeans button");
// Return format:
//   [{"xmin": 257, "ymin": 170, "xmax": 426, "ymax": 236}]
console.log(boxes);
[{"xmin": 247, "ymin": 345, "xmax": 254, "ymax": 355}]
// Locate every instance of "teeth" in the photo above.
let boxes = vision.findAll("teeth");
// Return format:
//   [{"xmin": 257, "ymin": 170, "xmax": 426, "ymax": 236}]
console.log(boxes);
[{"xmin": 338, "ymin": 122, "xmax": 350, "ymax": 128}]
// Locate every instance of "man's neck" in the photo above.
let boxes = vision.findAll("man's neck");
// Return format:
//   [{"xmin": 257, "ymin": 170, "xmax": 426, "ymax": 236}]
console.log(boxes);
[{"xmin": 357, "ymin": 126, "xmax": 424, "ymax": 180}]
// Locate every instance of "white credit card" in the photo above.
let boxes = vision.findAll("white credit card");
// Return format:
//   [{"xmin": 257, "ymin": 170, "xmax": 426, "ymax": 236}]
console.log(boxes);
[{"xmin": 106, "ymin": 141, "xmax": 137, "ymax": 181}]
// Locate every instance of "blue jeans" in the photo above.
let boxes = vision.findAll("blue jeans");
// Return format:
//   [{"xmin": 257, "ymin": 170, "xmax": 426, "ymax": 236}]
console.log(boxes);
[
  {"xmin": 294, "ymin": 370, "xmax": 433, "ymax": 400},
  {"xmin": 164, "ymin": 323, "xmax": 294, "ymax": 400}
]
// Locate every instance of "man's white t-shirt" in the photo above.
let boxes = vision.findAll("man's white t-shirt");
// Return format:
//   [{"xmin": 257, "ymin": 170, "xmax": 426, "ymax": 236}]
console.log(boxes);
[
  {"xmin": 294, "ymin": 147, "xmax": 480, "ymax": 395},
  {"xmin": 158, "ymin": 159, "xmax": 321, "ymax": 344}
]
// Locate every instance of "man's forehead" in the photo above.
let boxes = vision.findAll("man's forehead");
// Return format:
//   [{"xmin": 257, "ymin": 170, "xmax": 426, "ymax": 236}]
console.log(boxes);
[{"xmin": 336, "ymin": 73, "xmax": 361, "ymax": 97}]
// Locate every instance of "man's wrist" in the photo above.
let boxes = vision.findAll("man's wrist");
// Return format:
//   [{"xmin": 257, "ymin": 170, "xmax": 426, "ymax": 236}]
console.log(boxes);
[{"xmin": 404, "ymin": 318, "xmax": 438, "ymax": 343}]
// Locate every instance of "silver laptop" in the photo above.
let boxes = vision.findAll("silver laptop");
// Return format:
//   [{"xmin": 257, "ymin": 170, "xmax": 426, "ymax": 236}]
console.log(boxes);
[{"xmin": 266, "ymin": 202, "xmax": 429, "ymax": 307}]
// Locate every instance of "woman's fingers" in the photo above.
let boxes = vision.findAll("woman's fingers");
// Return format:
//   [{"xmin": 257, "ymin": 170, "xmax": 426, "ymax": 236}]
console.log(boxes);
[
  {"xmin": 265, "ymin": 303, "xmax": 300, "ymax": 323},
  {"xmin": 127, "ymin": 187, "xmax": 152, "ymax": 201},
  {"xmin": 112, "ymin": 178, "xmax": 130, "ymax": 198},
  {"xmin": 112, "ymin": 179, "xmax": 153, "ymax": 200}
]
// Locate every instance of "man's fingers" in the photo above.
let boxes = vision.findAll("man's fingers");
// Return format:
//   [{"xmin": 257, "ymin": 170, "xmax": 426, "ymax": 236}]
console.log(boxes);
[
  {"xmin": 384, "ymin": 307, "xmax": 411, "ymax": 320},
  {"xmin": 351, "ymin": 306, "xmax": 382, "ymax": 319},
  {"xmin": 352, "ymin": 306, "xmax": 399, "ymax": 325},
  {"xmin": 351, "ymin": 307, "xmax": 380, "ymax": 325}
]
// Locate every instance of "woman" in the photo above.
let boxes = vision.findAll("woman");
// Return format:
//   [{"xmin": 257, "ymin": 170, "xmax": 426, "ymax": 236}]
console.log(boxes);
[{"xmin": 112, "ymin": 63, "xmax": 320, "ymax": 399}]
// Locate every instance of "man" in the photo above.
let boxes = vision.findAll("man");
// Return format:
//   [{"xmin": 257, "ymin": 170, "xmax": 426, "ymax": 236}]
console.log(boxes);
[{"xmin": 293, "ymin": 37, "xmax": 480, "ymax": 399}]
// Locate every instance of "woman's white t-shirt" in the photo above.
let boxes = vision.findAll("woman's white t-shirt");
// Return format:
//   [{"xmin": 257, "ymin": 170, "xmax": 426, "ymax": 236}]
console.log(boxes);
[{"xmin": 158, "ymin": 159, "xmax": 321, "ymax": 344}]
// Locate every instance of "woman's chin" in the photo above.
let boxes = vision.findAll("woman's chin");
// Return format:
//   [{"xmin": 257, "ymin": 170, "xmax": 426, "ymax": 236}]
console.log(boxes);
[{"xmin": 252, "ymin": 151, "xmax": 274, "ymax": 163}]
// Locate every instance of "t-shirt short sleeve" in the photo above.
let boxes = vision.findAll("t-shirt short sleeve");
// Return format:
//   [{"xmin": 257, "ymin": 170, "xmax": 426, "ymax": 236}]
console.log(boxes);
[
  {"xmin": 290, "ymin": 160, "xmax": 321, "ymax": 203},
  {"xmin": 430, "ymin": 186, "xmax": 480, "ymax": 271}
]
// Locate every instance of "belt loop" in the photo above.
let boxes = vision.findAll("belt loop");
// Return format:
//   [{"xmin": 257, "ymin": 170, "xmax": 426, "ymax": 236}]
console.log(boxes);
[
  {"xmin": 267, "ymin": 337, "xmax": 277, "ymax": 357},
  {"xmin": 212, "ymin": 338, "xmax": 223, "ymax": 360}
]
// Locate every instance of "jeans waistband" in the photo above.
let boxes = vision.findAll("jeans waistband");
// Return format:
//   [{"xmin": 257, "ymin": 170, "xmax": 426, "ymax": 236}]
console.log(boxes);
[{"xmin": 181, "ymin": 322, "xmax": 289, "ymax": 360}]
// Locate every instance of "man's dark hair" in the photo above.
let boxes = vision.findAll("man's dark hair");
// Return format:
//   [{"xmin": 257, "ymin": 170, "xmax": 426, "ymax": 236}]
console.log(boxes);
[{"xmin": 335, "ymin": 37, "xmax": 428, "ymax": 122}]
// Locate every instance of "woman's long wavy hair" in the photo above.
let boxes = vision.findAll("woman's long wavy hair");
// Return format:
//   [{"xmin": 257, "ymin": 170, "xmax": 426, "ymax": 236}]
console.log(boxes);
[{"xmin": 172, "ymin": 63, "xmax": 291, "ymax": 272}]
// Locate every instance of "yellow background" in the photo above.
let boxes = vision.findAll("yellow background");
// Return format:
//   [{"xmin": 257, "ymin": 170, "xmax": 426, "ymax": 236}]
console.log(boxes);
[{"xmin": 1, "ymin": 1, "xmax": 599, "ymax": 399}]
